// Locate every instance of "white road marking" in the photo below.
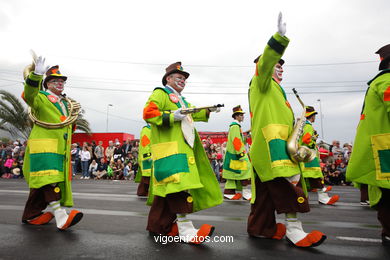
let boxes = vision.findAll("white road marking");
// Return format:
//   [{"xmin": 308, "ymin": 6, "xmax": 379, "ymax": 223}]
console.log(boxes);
[{"xmin": 336, "ymin": 236, "xmax": 382, "ymax": 243}]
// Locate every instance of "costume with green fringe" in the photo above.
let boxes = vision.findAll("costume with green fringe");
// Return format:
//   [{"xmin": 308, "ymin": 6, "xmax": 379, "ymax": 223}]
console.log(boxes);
[
  {"xmin": 143, "ymin": 86, "xmax": 223, "ymax": 212},
  {"xmin": 249, "ymin": 33, "xmax": 307, "ymax": 203},
  {"xmin": 135, "ymin": 125, "xmax": 152, "ymax": 183},
  {"xmin": 347, "ymin": 70, "xmax": 390, "ymax": 206},
  {"xmin": 222, "ymin": 121, "xmax": 252, "ymax": 190},
  {"xmin": 22, "ymin": 72, "xmax": 73, "ymax": 207}
]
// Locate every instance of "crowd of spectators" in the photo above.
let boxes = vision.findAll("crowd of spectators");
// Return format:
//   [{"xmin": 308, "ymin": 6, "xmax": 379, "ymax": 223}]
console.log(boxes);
[
  {"xmin": 318, "ymin": 140, "xmax": 353, "ymax": 186},
  {"xmin": 0, "ymin": 140, "xmax": 26, "ymax": 179},
  {"xmin": 71, "ymin": 139, "xmax": 139, "ymax": 180},
  {"xmin": 0, "ymin": 137, "xmax": 353, "ymax": 187}
]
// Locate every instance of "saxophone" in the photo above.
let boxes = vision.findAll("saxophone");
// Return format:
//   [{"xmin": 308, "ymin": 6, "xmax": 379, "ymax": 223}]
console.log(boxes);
[
  {"xmin": 286, "ymin": 88, "xmax": 316, "ymax": 163},
  {"xmin": 23, "ymin": 50, "xmax": 81, "ymax": 129}
]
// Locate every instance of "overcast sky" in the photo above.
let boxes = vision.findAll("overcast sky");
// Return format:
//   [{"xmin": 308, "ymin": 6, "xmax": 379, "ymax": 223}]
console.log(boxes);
[{"xmin": 0, "ymin": 0, "xmax": 389, "ymax": 143}]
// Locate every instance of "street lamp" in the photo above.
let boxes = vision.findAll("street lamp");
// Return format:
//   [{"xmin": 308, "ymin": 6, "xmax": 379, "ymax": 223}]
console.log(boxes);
[
  {"xmin": 317, "ymin": 99, "xmax": 324, "ymax": 140},
  {"xmin": 106, "ymin": 104, "xmax": 113, "ymax": 132}
]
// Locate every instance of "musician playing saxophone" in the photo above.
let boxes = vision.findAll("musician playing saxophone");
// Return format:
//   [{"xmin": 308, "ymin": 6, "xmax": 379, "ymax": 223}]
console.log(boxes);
[
  {"xmin": 300, "ymin": 106, "xmax": 339, "ymax": 205},
  {"xmin": 21, "ymin": 55, "xmax": 83, "ymax": 230},
  {"xmin": 247, "ymin": 12, "xmax": 326, "ymax": 247}
]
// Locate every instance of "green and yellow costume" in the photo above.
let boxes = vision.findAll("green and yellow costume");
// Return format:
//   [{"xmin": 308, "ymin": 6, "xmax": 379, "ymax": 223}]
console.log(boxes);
[
  {"xmin": 143, "ymin": 86, "xmax": 222, "ymax": 212},
  {"xmin": 22, "ymin": 72, "xmax": 73, "ymax": 206}
]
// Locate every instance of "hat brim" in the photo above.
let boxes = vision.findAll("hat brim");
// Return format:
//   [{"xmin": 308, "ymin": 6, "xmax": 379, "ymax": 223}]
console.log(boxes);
[
  {"xmin": 306, "ymin": 111, "xmax": 318, "ymax": 118},
  {"xmin": 43, "ymin": 75, "xmax": 68, "ymax": 88},
  {"xmin": 162, "ymin": 70, "xmax": 190, "ymax": 86},
  {"xmin": 232, "ymin": 111, "xmax": 245, "ymax": 118}
]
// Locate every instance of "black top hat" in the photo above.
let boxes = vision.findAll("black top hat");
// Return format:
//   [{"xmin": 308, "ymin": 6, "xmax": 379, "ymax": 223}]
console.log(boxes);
[
  {"xmin": 376, "ymin": 44, "xmax": 390, "ymax": 71},
  {"xmin": 43, "ymin": 65, "xmax": 67, "ymax": 89},
  {"xmin": 162, "ymin": 62, "xmax": 190, "ymax": 86},
  {"xmin": 253, "ymin": 55, "xmax": 284, "ymax": 66}
]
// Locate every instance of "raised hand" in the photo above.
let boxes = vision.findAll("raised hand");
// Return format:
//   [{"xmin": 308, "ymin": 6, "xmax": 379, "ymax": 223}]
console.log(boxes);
[{"xmin": 277, "ymin": 12, "xmax": 286, "ymax": 37}]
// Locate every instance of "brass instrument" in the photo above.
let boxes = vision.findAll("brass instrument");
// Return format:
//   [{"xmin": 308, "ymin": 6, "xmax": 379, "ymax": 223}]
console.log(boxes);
[
  {"xmin": 28, "ymin": 98, "xmax": 81, "ymax": 129},
  {"xmin": 180, "ymin": 104, "xmax": 224, "ymax": 114},
  {"xmin": 24, "ymin": 50, "xmax": 81, "ymax": 129},
  {"xmin": 286, "ymin": 88, "xmax": 316, "ymax": 163}
]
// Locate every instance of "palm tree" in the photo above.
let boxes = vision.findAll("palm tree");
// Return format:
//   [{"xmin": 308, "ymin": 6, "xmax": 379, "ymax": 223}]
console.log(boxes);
[
  {"xmin": 75, "ymin": 109, "xmax": 92, "ymax": 134},
  {"xmin": 0, "ymin": 90, "xmax": 91, "ymax": 139},
  {"xmin": 0, "ymin": 90, "xmax": 31, "ymax": 139}
]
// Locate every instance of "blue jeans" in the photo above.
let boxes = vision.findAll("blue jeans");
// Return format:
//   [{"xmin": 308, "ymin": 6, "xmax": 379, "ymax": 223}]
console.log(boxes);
[{"xmin": 81, "ymin": 161, "xmax": 89, "ymax": 177}]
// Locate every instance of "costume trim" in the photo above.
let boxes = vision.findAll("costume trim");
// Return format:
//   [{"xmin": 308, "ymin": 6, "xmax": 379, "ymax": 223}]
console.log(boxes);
[
  {"xmin": 30, "ymin": 153, "xmax": 64, "ymax": 173},
  {"xmin": 26, "ymin": 78, "xmax": 40, "ymax": 88},
  {"xmin": 371, "ymin": 133, "xmax": 390, "ymax": 179},
  {"xmin": 154, "ymin": 153, "xmax": 189, "ymax": 182},
  {"xmin": 267, "ymin": 36, "xmax": 286, "ymax": 54}
]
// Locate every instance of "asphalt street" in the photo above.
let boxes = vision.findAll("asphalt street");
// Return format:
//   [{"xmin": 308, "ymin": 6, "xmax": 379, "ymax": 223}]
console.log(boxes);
[{"xmin": 0, "ymin": 179, "xmax": 389, "ymax": 260}]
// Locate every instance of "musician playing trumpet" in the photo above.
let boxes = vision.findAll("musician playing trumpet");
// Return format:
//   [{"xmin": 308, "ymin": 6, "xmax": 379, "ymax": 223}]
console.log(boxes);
[
  {"xmin": 143, "ymin": 62, "xmax": 222, "ymax": 244},
  {"xmin": 21, "ymin": 55, "xmax": 83, "ymax": 230},
  {"xmin": 247, "ymin": 13, "xmax": 326, "ymax": 247}
]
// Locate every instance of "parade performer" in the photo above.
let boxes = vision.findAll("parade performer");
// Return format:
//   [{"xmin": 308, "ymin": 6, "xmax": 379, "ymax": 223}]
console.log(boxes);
[
  {"xmin": 347, "ymin": 43, "xmax": 390, "ymax": 246},
  {"xmin": 21, "ymin": 54, "xmax": 83, "ymax": 230},
  {"xmin": 222, "ymin": 105, "xmax": 252, "ymax": 200},
  {"xmin": 135, "ymin": 124, "xmax": 152, "ymax": 196},
  {"xmin": 300, "ymin": 106, "xmax": 339, "ymax": 205},
  {"xmin": 143, "ymin": 62, "xmax": 223, "ymax": 244},
  {"xmin": 247, "ymin": 13, "xmax": 326, "ymax": 247}
]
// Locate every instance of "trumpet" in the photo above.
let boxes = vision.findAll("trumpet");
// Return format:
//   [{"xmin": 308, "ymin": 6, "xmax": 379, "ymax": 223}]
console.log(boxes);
[{"xmin": 180, "ymin": 104, "xmax": 224, "ymax": 114}]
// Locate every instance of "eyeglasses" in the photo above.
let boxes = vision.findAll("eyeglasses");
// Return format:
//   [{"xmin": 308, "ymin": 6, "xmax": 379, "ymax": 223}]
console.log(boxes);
[{"xmin": 48, "ymin": 80, "xmax": 66, "ymax": 85}]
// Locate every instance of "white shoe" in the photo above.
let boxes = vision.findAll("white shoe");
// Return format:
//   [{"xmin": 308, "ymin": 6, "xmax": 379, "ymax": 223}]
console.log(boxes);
[
  {"xmin": 286, "ymin": 220, "xmax": 326, "ymax": 247},
  {"xmin": 286, "ymin": 221, "xmax": 308, "ymax": 244},
  {"xmin": 177, "ymin": 221, "xmax": 198, "ymax": 243},
  {"xmin": 242, "ymin": 189, "xmax": 252, "ymax": 200},
  {"xmin": 85, "ymin": 176, "xmax": 90, "ymax": 180},
  {"xmin": 318, "ymin": 191, "xmax": 339, "ymax": 205},
  {"xmin": 80, "ymin": 176, "xmax": 84, "ymax": 179},
  {"xmin": 53, "ymin": 208, "xmax": 68, "ymax": 229},
  {"xmin": 224, "ymin": 194, "xmax": 235, "ymax": 200}
]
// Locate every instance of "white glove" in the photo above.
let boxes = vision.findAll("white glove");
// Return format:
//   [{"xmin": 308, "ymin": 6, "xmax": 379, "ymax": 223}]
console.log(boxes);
[
  {"xmin": 277, "ymin": 12, "xmax": 286, "ymax": 37},
  {"xmin": 208, "ymin": 107, "xmax": 221, "ymax": 113},
  {"xmin": 174, "ymin": 109, "xmax": 186, "ymax": 121},
  {"xmin": 34, "ymin": 56, "xmax": 47, "ymax": 75}
]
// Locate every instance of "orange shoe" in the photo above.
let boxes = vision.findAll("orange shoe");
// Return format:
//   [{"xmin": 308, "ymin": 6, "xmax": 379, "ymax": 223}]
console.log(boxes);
[
  {"xmin": 292, "ymin": 231, "xmax": 327, "ymax": 248},
  {"xmin": 190, "ymin": 224, "xmax": 215, "ymax": 244},
  {"xmin": 286, "ymin": 221, "xmax": 327, "ymax": 248},
  {"xmin": 326, "ymin": 195, "xmax": 339, "ymax": 205},
  {"xmin": 272, "ymin": 223, "xmax": 286, "ymax": 240},
  {"xmin": 167, "ymin": 223, "xmax": 179, "ymax": 236},
  {"xmin": 58, "ymin": 210, "xmax": 83, "ymax": 230},
  {"xmin": 231, "ymin": 193, "xmax": 242, "ymax": 200},
  {"xmin": 25, "ymin": 212, "xmax": 54, "ymax": 225}
]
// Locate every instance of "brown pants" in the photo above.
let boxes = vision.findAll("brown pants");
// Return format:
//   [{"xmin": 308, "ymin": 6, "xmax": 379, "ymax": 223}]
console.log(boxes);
[
  {"xmin": 22, "ymin": 184, "xmax": 60, "ymax": 221},
  {"xmin": 147, "ymin": 191, "xmax": 193, "ymax": 235},
  {"xmin": 247, "ymin": 173, "xmax": 310, "ymax": 237},
  {"xmin": 360, "ymin": 184, "xmax": 369, "ymax": 202},
  {"xmin": 377, "ymin": 188, "xmax": 390, "ymax": 236},
  {"xmin": 137, "ymin": 176, "xmax": 150, "ymax": 196},
  {"xmin": 308, "ymin": 178, "xmax": 324, "ymax": 189}
]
